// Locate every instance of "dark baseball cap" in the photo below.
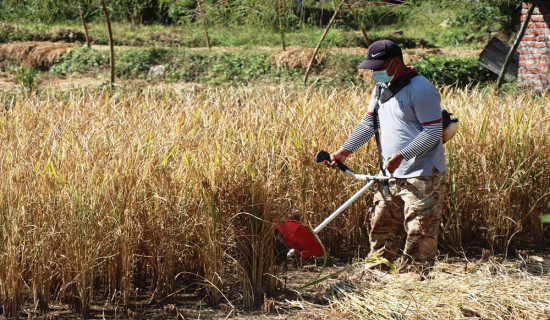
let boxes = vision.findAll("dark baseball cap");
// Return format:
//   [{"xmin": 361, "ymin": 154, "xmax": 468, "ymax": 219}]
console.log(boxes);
[{"xmin": 357, "ymin": 39, "xmax": 403, "ymax": 70}]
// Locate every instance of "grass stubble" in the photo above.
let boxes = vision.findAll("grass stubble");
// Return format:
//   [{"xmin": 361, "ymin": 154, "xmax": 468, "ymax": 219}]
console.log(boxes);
[{"xmin": 0, "ymin": 84, "xmax": 548, "ymax": 318}]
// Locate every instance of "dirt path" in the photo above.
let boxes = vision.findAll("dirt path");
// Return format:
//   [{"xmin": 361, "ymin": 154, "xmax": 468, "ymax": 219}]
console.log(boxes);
[
  {"xmin": 0, "ymin": 73, "xmax": 209, "ymax": 92},
  {"xmin": 92, "ymin": 43, "xmax": 481, "ymax": 57}
]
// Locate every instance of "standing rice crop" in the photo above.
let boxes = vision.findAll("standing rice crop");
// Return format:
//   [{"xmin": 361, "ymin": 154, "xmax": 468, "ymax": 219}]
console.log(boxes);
[
  {"xmin": 441, "ymin": 86, "xmax": 549, "ymax": 251},
  {"xmin": 0, "ymin": 85, "xmax": 548, "ymax": 317}
]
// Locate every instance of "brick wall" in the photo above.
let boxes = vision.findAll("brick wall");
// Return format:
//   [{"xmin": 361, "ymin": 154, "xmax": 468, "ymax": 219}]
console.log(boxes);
[{"xmin": 518, "ymin": 1, "xmax": 550, "ymax": 91}]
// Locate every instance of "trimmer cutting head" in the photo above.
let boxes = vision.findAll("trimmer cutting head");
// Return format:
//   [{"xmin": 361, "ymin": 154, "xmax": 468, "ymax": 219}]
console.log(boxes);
[
  {"xmin": 274, "ymin": 151, "xmax": 383, "ymax": 262},
  {"xmin": 275, "ymin": 220, "xmax": 325, "ymax": 262}
]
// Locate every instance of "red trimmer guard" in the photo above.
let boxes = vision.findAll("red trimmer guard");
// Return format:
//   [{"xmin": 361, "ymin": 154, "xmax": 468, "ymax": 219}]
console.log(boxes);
[{"xmin": 276, "ymin": 220, "xmax": 324, "ymax": 258}]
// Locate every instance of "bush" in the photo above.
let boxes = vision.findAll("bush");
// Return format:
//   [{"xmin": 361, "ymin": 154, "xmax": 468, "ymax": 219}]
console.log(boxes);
[
  {"xmin": 117, "ymin": 48, "xmax": 170, "ymax": 79},
  {"xmin": 50, "ymin": 47, "xmax": 108, "ymax": 75},
  {"xmin": 413, "ymin": 54, "xmax": 496, "ymax": 87},
  {"xmin": 0, "ymin": 24, "xmax": 52, "ymax": 43},
  {"xmin": 168, "ymin": 50, "xmax": 272, "ymax": 85}
]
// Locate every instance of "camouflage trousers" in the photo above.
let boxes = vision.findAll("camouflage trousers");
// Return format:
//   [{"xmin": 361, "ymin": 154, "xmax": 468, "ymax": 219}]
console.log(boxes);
[{"xmin": 369, "ymin": 168, "xmax": 445, "ymax": 268}]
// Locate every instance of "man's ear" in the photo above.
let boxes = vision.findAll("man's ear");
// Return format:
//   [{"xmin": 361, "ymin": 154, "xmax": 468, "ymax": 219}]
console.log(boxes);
[
  {"xmin": 390, "ymin": 56, "xmax": 405, "ymax": 75},
  {"xmin": 387, "ymin": 57, "xmax": 399, "ymax": 75},
  {"xmin": 394, "ymin": 56, "xmax": 405, "ymax": 68}
]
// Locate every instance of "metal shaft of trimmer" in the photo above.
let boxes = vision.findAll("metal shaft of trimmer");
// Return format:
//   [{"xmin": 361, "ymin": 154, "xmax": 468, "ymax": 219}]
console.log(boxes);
[{"xmin": 286, "ymin": 179, "xmax": 376, "ymax": 258}]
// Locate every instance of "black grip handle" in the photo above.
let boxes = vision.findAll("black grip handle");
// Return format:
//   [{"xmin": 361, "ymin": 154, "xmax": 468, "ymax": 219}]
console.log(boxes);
[
  {"xmin": 314, "ymin": 150, "xmax": 352, "ymax": 173},
  {"xmin": 314, "ymin": 150, "xmax": 331, "ymax": 163}
]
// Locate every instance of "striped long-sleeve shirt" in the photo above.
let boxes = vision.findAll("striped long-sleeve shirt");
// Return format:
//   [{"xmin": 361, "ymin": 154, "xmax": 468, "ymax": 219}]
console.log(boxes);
[
  {"xmin": 342, "ymin": 112, "xmax": 442, "ymax": 161},
  {"xmin": 341, "ymin": 75, "xmax": 446, "ymax": 178}
]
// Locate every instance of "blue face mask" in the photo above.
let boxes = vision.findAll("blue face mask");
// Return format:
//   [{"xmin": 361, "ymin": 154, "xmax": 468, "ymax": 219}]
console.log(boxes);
[{"xmin": 372, "ymin": 59, "xmax": 394, "ymax": 83}]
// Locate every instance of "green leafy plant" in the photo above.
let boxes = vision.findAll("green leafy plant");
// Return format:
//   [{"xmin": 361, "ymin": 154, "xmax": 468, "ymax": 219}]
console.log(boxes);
[
  {"xmin": 16, "ymin": 66, "xmax": 35, "ymax": 91},
  {"xmin": 413, "ymin": 54, "xmax": 496, "ymax": 87},
  {"xmin": 116, "ymin": 48, "xmax": 169, "ymax": 79}
]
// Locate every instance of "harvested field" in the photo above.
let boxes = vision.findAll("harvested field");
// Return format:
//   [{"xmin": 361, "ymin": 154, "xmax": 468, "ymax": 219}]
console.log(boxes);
[{"xmin": 0, "ymin": 0, "xmax": 544, "ymax": 318}]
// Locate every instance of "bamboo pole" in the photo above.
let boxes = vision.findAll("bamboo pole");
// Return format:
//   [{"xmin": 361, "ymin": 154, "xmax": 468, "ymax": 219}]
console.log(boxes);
[
  {"xmin": 495, "ymin": 3, "xmax": 534, "ymax": 93},
  {"xmin": 345, "ymin": 0, "xmax": 370, "ymax": 46},
  {"xmin": 101, "ymin": 0, "xmax": 115, "ymax": 89},
  {"xmin": 197, "ymin": 0, "xmax": 211, "ymax": 50},
  {"xmin": 304, "ymin": 0, "xmax": 345, "ymax": 85},
  {"xmin": 279, "ymin": 0, "xmax": 286, "ymax": 51},
  {"xmin": 300, "ymin": 0, "xmax": 305, "ymax": 25},
  {"xmin": 78, "ymin": 0, "xmax": 91, "ymax": 48}
]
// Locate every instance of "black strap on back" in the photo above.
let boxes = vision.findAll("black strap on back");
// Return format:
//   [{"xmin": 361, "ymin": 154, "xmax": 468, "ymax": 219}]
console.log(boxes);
[
  {"xmin": 373, "ymin": 85, "xmax": 385, "ymax": 176},
  {"xmin": 378, "ymin": 72, "xmax": 419, "ymax": 103},
  {"xmin": 373, "ymin": 72, "xmax": 419, "ymax": 178}
]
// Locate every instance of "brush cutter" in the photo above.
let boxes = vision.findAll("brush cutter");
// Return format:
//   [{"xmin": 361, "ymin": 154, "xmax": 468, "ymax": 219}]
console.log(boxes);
[{"xmin": 275, "ymin": 150, "xmax": 391, "ymax": 262}]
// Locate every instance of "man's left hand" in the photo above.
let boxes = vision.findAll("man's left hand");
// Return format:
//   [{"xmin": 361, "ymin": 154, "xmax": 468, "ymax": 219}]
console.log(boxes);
[{"xmin": 385, "ymin": 153, "xmax": 404, "ymax": 173}]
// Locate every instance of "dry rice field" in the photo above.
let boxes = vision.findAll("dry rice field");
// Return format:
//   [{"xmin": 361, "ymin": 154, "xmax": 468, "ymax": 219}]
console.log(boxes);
[{"xmin": 0, "ymin": 84, "xmax": 548, "ymax": 319}]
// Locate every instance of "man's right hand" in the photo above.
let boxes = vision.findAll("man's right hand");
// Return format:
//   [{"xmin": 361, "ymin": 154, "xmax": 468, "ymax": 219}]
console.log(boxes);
[{"xmin": 326, "ymin": 148, "xmax": 352, "ymax": 169}]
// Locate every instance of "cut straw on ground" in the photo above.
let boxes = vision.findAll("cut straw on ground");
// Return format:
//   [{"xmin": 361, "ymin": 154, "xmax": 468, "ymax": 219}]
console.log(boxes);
[{"xmin": 281, "ymin": 257, "xmax": 550, "ymax": 319}]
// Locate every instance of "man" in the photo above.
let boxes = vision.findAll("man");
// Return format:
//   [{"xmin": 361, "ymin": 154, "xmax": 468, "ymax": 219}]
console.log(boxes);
[{"xmin": 327, "ymin": 39, "xmax": 446, "ymax": 275}]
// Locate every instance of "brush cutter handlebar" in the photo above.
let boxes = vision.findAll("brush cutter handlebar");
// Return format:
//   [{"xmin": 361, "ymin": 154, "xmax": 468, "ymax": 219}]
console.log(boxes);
[
  {"xmin": 315, "ymin": 150, "xmax": 352, "ymax": 173},
  {"xmin": 315, "ymin": 150, "xmax": 391, "ymax": 181}
]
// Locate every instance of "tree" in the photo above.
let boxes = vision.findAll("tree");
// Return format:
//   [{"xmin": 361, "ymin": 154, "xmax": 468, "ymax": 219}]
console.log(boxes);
[{"xmin": 78, "ymin": 0, "xmax": 92, "ymax": 48}]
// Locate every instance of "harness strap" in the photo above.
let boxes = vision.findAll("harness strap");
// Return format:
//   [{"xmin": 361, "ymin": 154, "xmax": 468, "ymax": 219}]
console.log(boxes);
[
  {"xmin": 379, "ymin": 72, "xmax": 419, "ymax": 103},
  {"xmin": 373, "ymin": 85, "xmax": 385, "ymax": 176}
]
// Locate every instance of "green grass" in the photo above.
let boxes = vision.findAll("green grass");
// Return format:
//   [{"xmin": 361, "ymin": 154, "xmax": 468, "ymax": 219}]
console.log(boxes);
[
  {"xmin": 0, "ymin": 21, "xmax": 368, "ymax": 48},
  {"xmin": 0, "ymin": 0, "xmax": 519, "ymax": 49},
  {"xmin": 48, "ymin": 47, "xmax": 352, "ymax": 85},
  {"xmin": 0, "ymin": 9, "xmax": 511, "ymax": 50}
]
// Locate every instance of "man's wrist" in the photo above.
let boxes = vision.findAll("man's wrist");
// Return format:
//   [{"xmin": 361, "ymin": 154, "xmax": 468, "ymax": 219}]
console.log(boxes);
[{"xmin": 338, "ymin": 147, "xmax": 353, "ymax": 157}]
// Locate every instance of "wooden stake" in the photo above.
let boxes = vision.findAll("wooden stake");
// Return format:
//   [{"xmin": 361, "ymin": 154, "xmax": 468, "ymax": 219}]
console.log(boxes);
[
  {"xmin": 279, "ymin": 0, "xmax": 286, "ymax": 51},
  {"xmin": 101, "ymin": 0, "xmax": 115, "ymax": 89},
  {"xmin": 495, "ymin": 3, "xmax": 534, "ymax": 93},
  {"xmin": 78, "ymin": 0, "xmax": 91, "ymax": 48},
  {"xmin": 197, "ymin": 0, "xmax": 211, "ymax": 50},
  {"xmin": 300, "ymin": 0, "xmax": 305, "ymax": 25},
  {"xmin": 304, "ymin": 0, "xmax": 345, "ymax": 85}
]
